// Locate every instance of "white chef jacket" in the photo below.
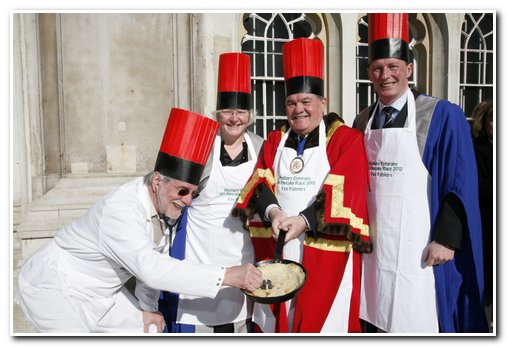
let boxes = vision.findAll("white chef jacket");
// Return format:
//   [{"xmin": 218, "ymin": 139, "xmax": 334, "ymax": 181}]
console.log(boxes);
[{"xmin": 16, "ymin": 177, "xmax": 226, "ymax": 333}]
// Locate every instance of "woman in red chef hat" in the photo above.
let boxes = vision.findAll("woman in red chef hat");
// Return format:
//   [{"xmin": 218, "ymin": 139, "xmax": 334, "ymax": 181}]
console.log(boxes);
[{"xmin": 160, "ymin": 53, "xmax": 265, "ymax": 333}]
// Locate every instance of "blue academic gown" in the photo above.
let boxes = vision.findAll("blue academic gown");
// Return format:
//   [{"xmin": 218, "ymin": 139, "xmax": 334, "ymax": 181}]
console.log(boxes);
[{"xmin": 423, "ymin": 99, "xmax": 488, "ymax": 333}]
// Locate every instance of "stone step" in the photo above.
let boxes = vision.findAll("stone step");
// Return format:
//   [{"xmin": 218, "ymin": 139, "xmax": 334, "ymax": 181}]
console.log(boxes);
[
  {"xmin": 18, "ymin": 215, "xmax": 76, "ymax": 233},
  {"xmin": 16, "ymin": 175, "xmax": 136, "ymax": 260},
  {"xmin": 30, "ymin": 175, "xmax": 135, "ymax": 206},
  {"xmin": 17, "ymin": 213, "xmax": 84, "ymax": 260}
]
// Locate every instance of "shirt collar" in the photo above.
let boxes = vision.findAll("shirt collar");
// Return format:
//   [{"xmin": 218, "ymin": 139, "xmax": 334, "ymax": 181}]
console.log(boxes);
[{"xmin": 378, "ymin": 88, "xmax": 409, "ymax": 112}]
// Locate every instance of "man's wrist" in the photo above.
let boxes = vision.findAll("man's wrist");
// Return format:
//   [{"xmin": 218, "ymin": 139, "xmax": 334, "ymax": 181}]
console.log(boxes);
[
  {"xmin": 299, "ymin": 213, "xmax": 311, "ymax": 232},
  {"xmin": 265, "ymin": 204, "xmax": 281, "ymax": 221}
]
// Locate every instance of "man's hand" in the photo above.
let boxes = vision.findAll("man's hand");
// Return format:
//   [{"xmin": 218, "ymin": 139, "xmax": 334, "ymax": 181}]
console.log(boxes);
[
  {"xmin": 277, "ymin": 215, "xmax": 308, "ymax": 242},
  {"xmin": 268, "ymin": 207, "xmax": 288, "ymax": 240},
  {"xmin": 142, "ymin": 310, "xmax": 165, "ymax": 333},
  {"xmin": 223, "ymin": 263, "xmax": 262, "ymax": 292},
  {"xmin": 422, "ymin": 241, "xmax": 455, "ymax": 267}
]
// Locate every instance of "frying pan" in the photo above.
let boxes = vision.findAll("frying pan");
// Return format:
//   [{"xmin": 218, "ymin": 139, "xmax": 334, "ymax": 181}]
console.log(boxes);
[{"xmin": 242, "ymin": 229, "xmax": 307, "ymax": 304}]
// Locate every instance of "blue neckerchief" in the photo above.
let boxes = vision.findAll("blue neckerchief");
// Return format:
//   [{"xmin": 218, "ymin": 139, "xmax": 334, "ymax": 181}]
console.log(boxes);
[
  {"xmin": 159, "ymin": 207, "xmax": 196, "ymax": 333},
  {"xmin": 296, "ymin": 135, "xmax": 308, "ymax": 156}
]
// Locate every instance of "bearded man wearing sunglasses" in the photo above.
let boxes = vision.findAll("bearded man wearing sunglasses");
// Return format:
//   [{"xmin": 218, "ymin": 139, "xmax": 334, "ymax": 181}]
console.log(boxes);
[{"xmin": 16, "ymin": 108, "xmax": 263, "ymax": 334}]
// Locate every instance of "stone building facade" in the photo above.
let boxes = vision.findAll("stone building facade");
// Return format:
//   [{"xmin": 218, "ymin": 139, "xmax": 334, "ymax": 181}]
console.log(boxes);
[{"xmin": 11, "ymin": 12, "xmax": 494, "ymax": 333}]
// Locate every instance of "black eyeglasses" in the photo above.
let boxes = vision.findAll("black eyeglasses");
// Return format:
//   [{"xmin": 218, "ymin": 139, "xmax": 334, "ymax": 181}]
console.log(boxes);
[{"xmin": 168, "ymin": 180, "xmax": 199, "ymax": 199}]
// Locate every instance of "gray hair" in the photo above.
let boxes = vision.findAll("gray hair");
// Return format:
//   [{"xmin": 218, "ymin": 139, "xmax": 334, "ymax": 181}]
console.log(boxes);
[{"xmin": 143, "ymin": 171, "xmax": 171, "ymax": 185}]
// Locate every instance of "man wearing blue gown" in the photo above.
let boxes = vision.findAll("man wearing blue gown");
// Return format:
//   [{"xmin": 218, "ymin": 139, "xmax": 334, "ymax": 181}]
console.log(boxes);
[{"xmin": 354, "ymin": 13, "xmax": 488, "ymax": 333}]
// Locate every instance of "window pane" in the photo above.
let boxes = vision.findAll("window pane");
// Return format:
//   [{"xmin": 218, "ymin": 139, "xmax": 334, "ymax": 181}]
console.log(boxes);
[
  {"xmin": 460, "ymin": 13, "xmax": 494, "ymax": 110},
  {"xmin": 462, "ymin": 87, "xmax": 481, "ymax": 116},
  {"xmin": 266, "ymin": 81, "xmax": 286, "ymax": 115},
  {"xmin": 293, "ymin": 20, "xmax": 313, "ymax": 38},
  {"xmin": 358, "ymin": 21, "xmax": 368, "ymax": 43},
  {"xmin": 460, "ymin": 51, "xmax": 466, "ymax": 83},
  {"xmin": 486, "ymin": 54, "xmax": 493, "ymax": 84},
  {"xmin": 252, "ymin": 53, "xmax": 265, "ymax": 77},
  {"xmin": 483, "ymin": 87, "xmax": 493, "ymax": 101},
  {"xmin": 253, "ymin": 82, "xmax": 264, "ymax": 111},
  {"xmin": 356, "ymin": 82, "xmax": 373, "ymax": 113},
  {"xmin": 272, "ymin": 14, "xmax": 293, "ymax": 39},
  {"xmin": 356, "ymin": 46, "xmax": 369, "ymax": 80},
  {"xmin": 468, "ymin": 29, "xmax": 483, "ymax": 50},
  {"xmin": 242, "ymin": 40, "xmax": 253, "ymax": 52},
  {"xmin": 485, "ymin": 33, "xmax": 493, "ymax": 49}
]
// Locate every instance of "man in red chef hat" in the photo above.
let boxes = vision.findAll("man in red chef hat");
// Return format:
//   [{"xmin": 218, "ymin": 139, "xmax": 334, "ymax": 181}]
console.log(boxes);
[
  {"xmin": 16, "ymin": 108, "xmax": 262, "ymax": 333},
  {"xmin": 354, "ymin": 13, "xmax": 487, "ymax": 333},
  {"xmin": 234, "ymin": 37, "xmax": 371, "ymax": 333}
]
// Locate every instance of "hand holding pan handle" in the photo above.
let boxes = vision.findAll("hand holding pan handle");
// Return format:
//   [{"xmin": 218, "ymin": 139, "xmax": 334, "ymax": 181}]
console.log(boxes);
[
  {"xmin": 274, "ymin": 229, "xmax": 287, "ymax": 262},
  {"xmin": 261, "ymin": 229, "xmax": 287, "ymax": 289}
]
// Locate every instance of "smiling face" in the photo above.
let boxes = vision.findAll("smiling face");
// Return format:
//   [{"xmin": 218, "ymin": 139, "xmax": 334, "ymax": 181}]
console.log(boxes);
[
  {"xmin": 285, "ymin": 93, "xmax": 327, "ymax": 136},
  {"xmin": 216, "ymin": 109, "xmax": 250, "ymax": 141},
  {"xmin": 150, "ymin": 172, "xmax": 198, "ymax": 219},
  {"xmin": 368, "ymin": 58, "xmax": 413, "ymax": 105}
]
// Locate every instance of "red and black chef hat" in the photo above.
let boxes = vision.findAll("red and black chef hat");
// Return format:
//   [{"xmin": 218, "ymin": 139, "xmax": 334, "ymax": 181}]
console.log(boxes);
[
  {"xmin": 154, "ymin": 108, "xmax": 220, "ymax": 185},
  {"xmin": 282, "ymin": 37, "xmax": 324, "ymax": 97},
  {"xmin": 216, "ymin": 52, "xmax": 252, "ymax": 110},
  {"xmin": 368, "ymin": 13, "xmax": 410, "ymax": 64}
]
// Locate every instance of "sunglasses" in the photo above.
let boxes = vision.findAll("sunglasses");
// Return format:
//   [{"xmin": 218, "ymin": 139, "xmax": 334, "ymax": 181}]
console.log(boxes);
[{"xmin": 168, "ymin": 180, "xmax": 199, "ymax": 199}]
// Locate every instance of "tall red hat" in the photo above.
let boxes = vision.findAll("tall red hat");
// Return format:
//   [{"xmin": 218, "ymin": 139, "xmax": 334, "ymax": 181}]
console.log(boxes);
[
  {"xmin": 368, "ymin": 13, "xmax": 410, "ymax": 63},
  {"xmin": 282, "ymin": 37, "xmax": 324, "ymax": 97},
  {"xmin": 216, "ymin": 52, "xmax": 252, "ymax": 110},
  {"xmin": 154, "ymin": 108, "xmax": 220, "ymax": 185}
]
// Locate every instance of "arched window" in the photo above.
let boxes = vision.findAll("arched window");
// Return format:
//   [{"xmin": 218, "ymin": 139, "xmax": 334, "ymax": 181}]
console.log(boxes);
[
  {"xmin": 241, "ymin": 13, "xmax": 323, "ymax": 138},
  {"xmin": 460, "ymin": 13, "xmax": 494, "ymax": 117}
]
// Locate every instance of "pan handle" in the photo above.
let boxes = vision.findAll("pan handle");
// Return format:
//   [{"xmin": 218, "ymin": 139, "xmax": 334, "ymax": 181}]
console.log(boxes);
[{"xmin": 274, "ymin": 229, "xmax": 287, "ymax": 261}]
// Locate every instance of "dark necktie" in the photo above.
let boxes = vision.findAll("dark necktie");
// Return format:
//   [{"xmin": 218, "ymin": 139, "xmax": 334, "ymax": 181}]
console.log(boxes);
[{"xmin": 382, "ymin": 106, "xmax": 395, "ymax": 128}]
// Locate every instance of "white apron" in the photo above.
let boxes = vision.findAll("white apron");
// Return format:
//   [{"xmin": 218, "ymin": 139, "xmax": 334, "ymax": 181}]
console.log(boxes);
[
  {"xmin": 252, "ymin": 121, "xmax": 332, "ymax": 332},
  {"xmin": 177, "ymin": 133, "xmax": 257, "ymax": 326},
  {"xmin": 360, "ymin": 92, "xmax": 438, "ymax": 333}
]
